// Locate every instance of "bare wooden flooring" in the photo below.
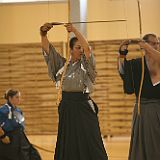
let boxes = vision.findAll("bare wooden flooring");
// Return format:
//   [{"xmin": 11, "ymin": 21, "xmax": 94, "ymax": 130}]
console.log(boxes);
[{"xmin": 28, "ymin": 135, "xmax": 130, "ymax": 160}]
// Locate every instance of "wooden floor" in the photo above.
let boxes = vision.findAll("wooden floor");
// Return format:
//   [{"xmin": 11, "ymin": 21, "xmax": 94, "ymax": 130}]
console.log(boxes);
[{"xmin": 28, "ymin": 135, "xmax": 130, "ymax": 160}]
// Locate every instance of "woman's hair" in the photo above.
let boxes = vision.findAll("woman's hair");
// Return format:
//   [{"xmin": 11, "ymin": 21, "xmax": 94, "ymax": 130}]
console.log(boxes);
[
  {"xmin": 69, "ymin": 37, "xmax": 78, "ymax": 49},
  {"xmin": 143, "ymin": 33, "xmax": 157, "ymax": 41},
  {"xmin": 4, "ymin": 89, "xmax": 19, "ymax": 100}
]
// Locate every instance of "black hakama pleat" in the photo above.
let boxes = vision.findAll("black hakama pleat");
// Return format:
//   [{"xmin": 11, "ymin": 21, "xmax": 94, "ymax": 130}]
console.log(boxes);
[{"xmin": 54, "ymin": 92, "xmax": 108, "ymax": 160}]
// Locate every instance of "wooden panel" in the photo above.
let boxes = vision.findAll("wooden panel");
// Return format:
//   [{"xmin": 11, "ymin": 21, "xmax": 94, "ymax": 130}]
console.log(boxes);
[
  {"xmin": 0, "ymin": 40, "xmax": 141, "ymax": 136},
  {"xmin": 0, "ymin": 42, "xmax": 64, "ymax": 134},
  {"xmin": 90, "ymin": 40, "xmax": 141, "ymax": 136}
]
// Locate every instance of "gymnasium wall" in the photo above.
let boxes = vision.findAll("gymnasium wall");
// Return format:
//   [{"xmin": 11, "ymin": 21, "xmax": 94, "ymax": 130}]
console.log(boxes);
[
  {"xmin": 0, "ymin": 0, "xmax": 159, "ymax": 136},
  {"xmin": 0, "ymin": 0, "xmax": 160, "ymax": 44},
  {"xmin": 0, "ymin": 40, "xmax": 141, "ymax": 136}
]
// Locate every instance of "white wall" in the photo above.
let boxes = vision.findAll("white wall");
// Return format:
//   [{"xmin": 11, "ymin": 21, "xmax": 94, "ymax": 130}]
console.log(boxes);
[
  {"xmin": 0, "ymin": 0, "xmax": 160, "ymax": 44},
  {"xmin": 0, "ymin": 2, "xmax": 68, "ymax": 43},
  {"xmin": 87, "ymin": 0, "xmax": 160, "ymax": 40}
]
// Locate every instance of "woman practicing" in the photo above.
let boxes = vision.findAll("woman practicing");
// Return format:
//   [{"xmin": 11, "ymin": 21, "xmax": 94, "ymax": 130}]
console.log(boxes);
[
  {"xmin": 0, "ymin": 89, "xmax": 41, "ymax": 160},
  {"xmin": 40, "ymin": 23, "xmax": 108, "ymax": 160}
]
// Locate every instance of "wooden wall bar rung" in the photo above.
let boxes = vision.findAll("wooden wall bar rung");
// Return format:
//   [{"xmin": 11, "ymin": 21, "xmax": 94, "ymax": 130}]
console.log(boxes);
[{"xmin": 0, "ymin": 40, "xmax": 140, "ymax": 136}]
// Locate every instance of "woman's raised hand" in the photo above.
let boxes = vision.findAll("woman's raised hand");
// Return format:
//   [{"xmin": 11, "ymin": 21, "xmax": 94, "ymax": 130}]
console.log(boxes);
[{"xmin": 40, "ymin": 23, "xmax": 53, "ymax": 36}]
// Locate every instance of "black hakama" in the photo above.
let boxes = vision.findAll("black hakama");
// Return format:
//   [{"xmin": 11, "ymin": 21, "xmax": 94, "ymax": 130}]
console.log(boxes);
[{"xmin": 54, "ymin": 92, "xmax": 108, "ymax": 160}]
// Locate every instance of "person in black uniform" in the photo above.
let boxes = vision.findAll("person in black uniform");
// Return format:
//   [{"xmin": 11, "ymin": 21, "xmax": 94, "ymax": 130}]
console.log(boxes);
[
  {"xmin": 118, "ymin": 33, "xmax": 160, "ymax": 160},
  {"xmin": 0, "ymin": 89, "xmax": 41, "ymax": 160},
  {"xmin": 40, "ymin": 23, "xmax": 108, "ymax": 160}
]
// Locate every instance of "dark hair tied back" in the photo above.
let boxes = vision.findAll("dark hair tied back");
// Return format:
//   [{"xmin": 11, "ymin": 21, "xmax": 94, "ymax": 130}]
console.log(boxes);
[
  {"xmin": 4, "ymin": 89, "xmax": 19, "ymax": 100},
  {"xmin": 69, "ymin": 37, "xmax": 78, "ymax": 49},
  {"xmin": 143, "ymin": 33, "xmax": 157, "ymax": 42}
]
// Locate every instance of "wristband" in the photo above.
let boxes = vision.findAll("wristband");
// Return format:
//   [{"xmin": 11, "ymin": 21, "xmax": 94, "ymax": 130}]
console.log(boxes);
[{"xmin": 119, "ymin": 49, "xmax": 128, "ymax": 56}]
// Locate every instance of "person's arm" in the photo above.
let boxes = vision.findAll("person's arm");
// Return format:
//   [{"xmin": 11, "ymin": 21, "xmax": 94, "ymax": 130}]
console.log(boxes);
[
  {"xmin": 65, "ymin": 23, "xmax": 91, "ymax": 60},
  {"xmin": 0, "ymin": 111, "xmax": 10, "ymax": 144},
  {"xmin": 139, "ymin": 41, "xmax": 160, "ymax": 63},
  {"xmin": 117, "ymin": 40, "xmax": 135, "ymax": 94},
  {"xmin": 40, "ymin": 23, "xmax": 53, "ymax": 54},
  {"xmin": 40, "ymin": 23, "xmax": 66, "ymax": 82},
  {"xmin": 117, "ymin": 40, "xmax": 130, "ymax": 74},
  {"xmin": 81, "ymin": 53, "xmax": 97, "ymax": 83}
]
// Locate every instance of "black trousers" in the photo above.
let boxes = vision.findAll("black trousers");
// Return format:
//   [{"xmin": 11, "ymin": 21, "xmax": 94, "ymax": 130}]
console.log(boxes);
[
  {"xmin": 0, "ymin": 128, "xmax": 30, "ymax": 160},
  {"xmin": 54, "ymin": 92, "xmax": 108, "ymax": 160}
]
